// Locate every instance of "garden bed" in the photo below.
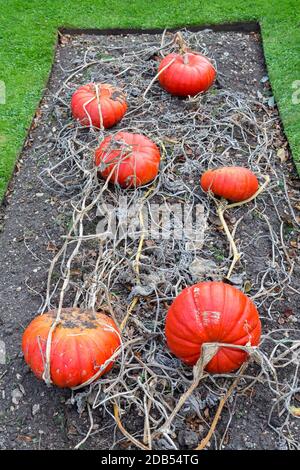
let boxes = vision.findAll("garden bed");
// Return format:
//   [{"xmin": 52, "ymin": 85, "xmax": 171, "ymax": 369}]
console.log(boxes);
[{"xmin": 0, "ymin": 28, "xmax": 299, "ymax": 450}]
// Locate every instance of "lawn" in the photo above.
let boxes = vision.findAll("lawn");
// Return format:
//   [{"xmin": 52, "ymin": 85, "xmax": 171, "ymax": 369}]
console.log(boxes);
[{"xmin": 0, "ymin": 0, "xmax": 299, "ymax": 199}]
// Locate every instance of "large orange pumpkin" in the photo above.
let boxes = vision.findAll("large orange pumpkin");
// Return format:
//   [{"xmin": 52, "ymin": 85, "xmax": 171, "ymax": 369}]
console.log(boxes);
[
  {"xmin": 200, "ymin": 166, "xmax": 259, "ymax": 202},
  {"xmin": 22, "ymin": 308, "xmax": 121, "ymax": 388},
  {"xmin": 158, "ymin": 52, "xmax": 216, "ymax": 97},
  {"xmin": 165, "ymin": 281, "xmax": 261, "ymax": 374},
  {"xmin": 95, "ymin": 131, "xmax": 161, "ymax": 188},
  {"xmin": 71, "ymin": 83, "xmax": 127, "ymax": 129}
]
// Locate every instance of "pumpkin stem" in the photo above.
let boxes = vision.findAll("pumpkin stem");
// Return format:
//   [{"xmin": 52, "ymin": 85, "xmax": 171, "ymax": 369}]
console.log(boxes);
[
  {"xmin": 175, "ymin": 31, "xmax": 187, "ymax": 54},
  {"xmin": 183, "ymin": 53, "xmax": 189, "ymax": 65}
]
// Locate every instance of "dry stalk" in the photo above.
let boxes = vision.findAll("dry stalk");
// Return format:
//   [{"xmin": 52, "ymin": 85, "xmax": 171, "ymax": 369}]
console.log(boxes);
[
  {"xmin": 143, "ymin": 58, "xmax": 176, "ymax": 99},
  {"xmin": 94, "ymin": 83, "xmax": 104, "ymax": 130},
  {"xmin": 216, "ymin": 174, "xmax": 270, "ymax": 279},
  {"xmin": 113, "ymin": 403, "xmax": 150, "ymax": 450},
  {"xmin": 115, "ymin": 185, "xmax": 156, "ymax": 446},
  {"xmin": 195, "ymin": 363, "xmax": 247, "ymax": 450},
  {"xmin": 156, "ymin": 343, "xmax": 220, "ymax": 437}
]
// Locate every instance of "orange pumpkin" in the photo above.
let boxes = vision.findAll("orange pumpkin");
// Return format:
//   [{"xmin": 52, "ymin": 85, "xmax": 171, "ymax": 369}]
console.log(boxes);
[
  {"xmin": 165, "ymin": 281, "xmax": 261, "ymax": 374},
  {"xmin": 22, "ymin": 308, "xmax": 121, "ymax": 388},
  {"xmin": 71, "ymin": 83, "xmax": 127, "ymax": 129},
  {"xmin": 158, "ymin": 52, "xmax": 216, "ymax": 97},
  {"xmin": 95, "ymin": 131, "xmax": 161, "ymax": 188},
  {"xmin": 200, "ymin": 166, "xmax": 259, "ymax": 202}
]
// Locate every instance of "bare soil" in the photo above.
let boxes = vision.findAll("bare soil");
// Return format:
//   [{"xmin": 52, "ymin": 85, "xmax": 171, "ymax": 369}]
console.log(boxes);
[{"xmin": 0, "ymin": 28, "xmax": 299, "ymax": 450}]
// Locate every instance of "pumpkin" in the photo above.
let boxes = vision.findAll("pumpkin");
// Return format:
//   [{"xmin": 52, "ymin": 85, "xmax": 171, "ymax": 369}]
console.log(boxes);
[
  {"xmin": 200, "ymin": 166, "xmax": 259, "ymax": 202},
  {"xmin": 158, "ymin": 52, "xmax": 216, "ymax": 97},
  {"xmin": 22, "ymin": 308, "xmax": 121, "ymax": 388},
  {"xmin": 165, "ymin": 281, "xmax": 261, "ymax": 374},
  {"xmin": 71, "ymin": 83, "xmax": 127, "ymax": 129},
  {"xmin": 95, "ymin": 131, "xmax": 161, "ymax": 188}
]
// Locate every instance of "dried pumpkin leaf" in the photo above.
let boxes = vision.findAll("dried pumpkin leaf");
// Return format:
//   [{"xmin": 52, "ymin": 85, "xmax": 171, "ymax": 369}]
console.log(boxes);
[
  {"xmin": 244, "ymin": 280, "xmax": 252, "ymax": 293},
  {"xmin": 289, "ymin": 406, "xmax": 300, "ymax": 417},
  {"xmin": 277, "ymin": 148, "xmax": 287, "ymax": 163}
]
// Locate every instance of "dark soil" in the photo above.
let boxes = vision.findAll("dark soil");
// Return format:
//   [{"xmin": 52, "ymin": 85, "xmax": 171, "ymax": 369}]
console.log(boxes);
[{"xmin": 0, "ymin": 29, "xmax": 299, "ymax": 450}]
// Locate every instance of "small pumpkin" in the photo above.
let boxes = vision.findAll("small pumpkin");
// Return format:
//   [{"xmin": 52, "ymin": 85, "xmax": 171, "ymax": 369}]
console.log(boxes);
[
  {"xmin": 95, "ymin": 131, "xmax": 161, "ymax": 188},
  {"xmin": 158, "ymin": 52, "xmax": 216, "ymax": 97},
  {"xmin": 22, "ymin": 308, "xmax": 121, "ymax": 388},
  {"xmin": 200, "ymin": 166, "xmax": 259, "ymax": 202},
  {"xmin": 71, "ymin": 83, "xmax": 127, "ymax": 129},
  {"xmin": 165, "ymin": 281, "xmax": 261, "ymax": 374}
]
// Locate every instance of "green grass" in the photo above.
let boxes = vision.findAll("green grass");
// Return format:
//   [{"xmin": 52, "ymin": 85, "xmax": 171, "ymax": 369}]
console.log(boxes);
[{"xmin": 0, "ymin": 0, "xmax": 300, "ymax": 198}]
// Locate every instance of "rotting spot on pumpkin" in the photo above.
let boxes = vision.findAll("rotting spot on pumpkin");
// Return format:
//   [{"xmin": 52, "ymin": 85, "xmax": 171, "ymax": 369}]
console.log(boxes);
[
  {"xmin": 111, "ymin": 90, "xmax": 125, "ymax": 102},
  {"xmin": 47, "ymin": 308, "xmax": 100, "ymax": 330}
]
